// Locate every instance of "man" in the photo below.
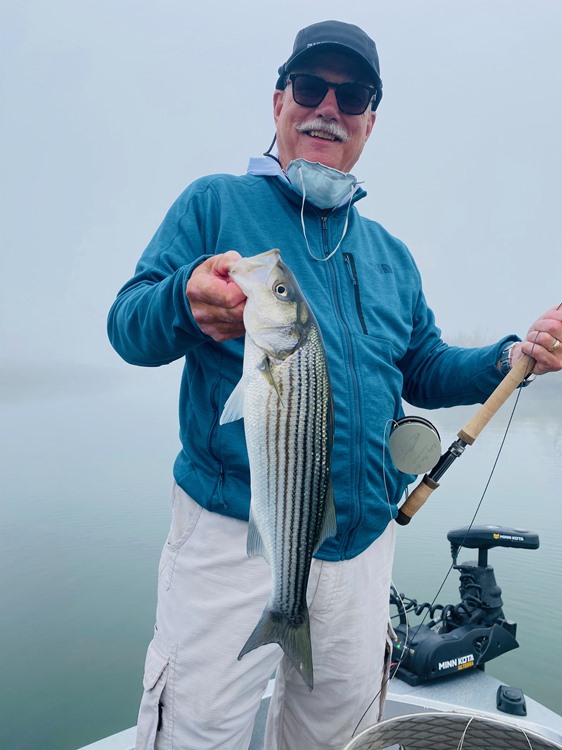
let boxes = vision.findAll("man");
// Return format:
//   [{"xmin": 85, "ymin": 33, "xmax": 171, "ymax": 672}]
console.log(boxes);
[{"xmin": 108, "ymin": 20, "xmax": 562, "ymax": 750}]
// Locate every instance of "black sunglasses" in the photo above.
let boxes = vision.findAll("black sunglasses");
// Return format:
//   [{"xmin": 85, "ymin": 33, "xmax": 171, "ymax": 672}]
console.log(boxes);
[{"xmin": 287, "ymin": 73, "xmax": 377, "ymax": 115}]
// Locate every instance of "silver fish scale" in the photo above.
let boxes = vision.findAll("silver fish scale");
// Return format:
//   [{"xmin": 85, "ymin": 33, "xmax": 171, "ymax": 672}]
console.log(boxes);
[{"xmin": 244, "ymin": 322, "xmax": 333, "ymax": 625}]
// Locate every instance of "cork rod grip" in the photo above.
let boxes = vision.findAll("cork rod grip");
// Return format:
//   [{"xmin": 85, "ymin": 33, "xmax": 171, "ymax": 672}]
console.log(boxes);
[
  {"xmin": 396, "ymin": 476, "xmax": 440, "ymax": 526},
  {"xmin": 457, "ymin": 354, "xmax": 535, "ymax": 445},
  {"xmin": 396, "ymin": 352, "xmax": 535, "ymax": 526}
]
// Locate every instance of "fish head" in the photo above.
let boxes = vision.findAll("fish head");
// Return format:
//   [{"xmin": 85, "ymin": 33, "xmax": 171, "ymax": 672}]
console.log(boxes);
[{"xmin": 228, "ymin": 249, "xmax": 312, "ymax": 360}]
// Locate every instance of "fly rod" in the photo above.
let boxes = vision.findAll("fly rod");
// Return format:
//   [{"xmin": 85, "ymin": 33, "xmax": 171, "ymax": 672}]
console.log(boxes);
[{"xmin": 395, "ymin": 353, "xmax": 535, "ymax": 526}]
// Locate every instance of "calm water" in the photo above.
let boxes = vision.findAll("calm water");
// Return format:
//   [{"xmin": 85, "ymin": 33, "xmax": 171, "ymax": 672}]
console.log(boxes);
[{"xmin": 1, "ymin": 363, "xmax": 561, "ymax": 750}]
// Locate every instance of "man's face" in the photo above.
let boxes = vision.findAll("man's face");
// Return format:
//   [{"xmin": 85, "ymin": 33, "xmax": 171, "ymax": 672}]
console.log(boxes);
[{"xmin": 273, "ymin": 51, "xmax": 377, "ymax": 173}]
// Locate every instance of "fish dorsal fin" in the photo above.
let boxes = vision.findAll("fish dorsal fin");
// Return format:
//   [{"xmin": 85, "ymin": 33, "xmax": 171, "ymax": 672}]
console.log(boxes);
[
  {"xmin": 219, "ymin": 378, "xmax": 245, "ymax": 424},
  {"xmin": 314, "ymin": 484, "xmax": 337, "ymax": 553},
  {"xmin": 258, "ymin": 355, "xmax": 285, "ymax": 405},
  {"xmin": 247, "ymin": 509, "xmax": 270, "ymax": 564}
]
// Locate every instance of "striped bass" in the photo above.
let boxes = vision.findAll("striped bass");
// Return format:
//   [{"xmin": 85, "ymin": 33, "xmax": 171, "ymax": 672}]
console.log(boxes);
[{"xmin": 220, "ymin": 248, "xmax": 336, "ymax": 690}]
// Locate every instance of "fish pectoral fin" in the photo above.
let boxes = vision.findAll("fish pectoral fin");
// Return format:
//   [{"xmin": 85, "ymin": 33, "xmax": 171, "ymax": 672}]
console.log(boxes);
[
  {"xmin": 247, "ymin": 512, "xmax": 270, "ymax": 564},
  {"xmin": 257, "ymin": 356, "xmax": 285, "ymax": 406},
  {"xmin": 314, "ymin": 484, "xmax": 338, "ymax": 553},
  {"xmin": 219, "ymin": 379, "xmax": 245, "ymax": 424}
]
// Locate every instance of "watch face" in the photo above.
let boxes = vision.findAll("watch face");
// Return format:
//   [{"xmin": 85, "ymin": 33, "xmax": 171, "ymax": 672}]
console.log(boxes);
[{"xmin": 389, "ymin": 417, "xmax": 441, "ymax": 475}]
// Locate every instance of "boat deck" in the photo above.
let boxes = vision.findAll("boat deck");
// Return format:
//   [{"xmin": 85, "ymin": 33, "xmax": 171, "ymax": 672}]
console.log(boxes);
[{"xmin": 76, "ymin": 669, "xmax": 562, "ymax": 749}]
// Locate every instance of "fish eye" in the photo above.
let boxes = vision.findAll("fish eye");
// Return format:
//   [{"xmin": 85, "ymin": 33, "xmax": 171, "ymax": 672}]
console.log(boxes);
[{"xmin": 275, "ymin": 283, "xmax": 289, "ymax": 297}]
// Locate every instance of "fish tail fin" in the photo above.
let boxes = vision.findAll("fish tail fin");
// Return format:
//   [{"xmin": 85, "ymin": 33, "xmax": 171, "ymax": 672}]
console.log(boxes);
[{"xmin": 238, "ymin": 608, "xmax": 314, "ymax": 690}]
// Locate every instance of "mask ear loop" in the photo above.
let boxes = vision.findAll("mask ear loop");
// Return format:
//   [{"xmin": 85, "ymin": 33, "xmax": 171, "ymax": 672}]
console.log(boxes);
[{"xmin": 295, "ymin": 163, "xmax": 358, "ymax": 263}]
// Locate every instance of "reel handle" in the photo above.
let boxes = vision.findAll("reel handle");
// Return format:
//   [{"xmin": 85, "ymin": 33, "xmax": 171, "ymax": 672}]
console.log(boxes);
[{"xmin": 396, "ymin": 353, "xmax": 535, "ymax": 526}]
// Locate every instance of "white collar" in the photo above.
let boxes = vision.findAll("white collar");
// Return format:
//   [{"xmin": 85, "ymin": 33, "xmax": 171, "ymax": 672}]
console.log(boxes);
[{"xmin": 246, "ymin": 155, "xmax": 287, "ymax": 179}]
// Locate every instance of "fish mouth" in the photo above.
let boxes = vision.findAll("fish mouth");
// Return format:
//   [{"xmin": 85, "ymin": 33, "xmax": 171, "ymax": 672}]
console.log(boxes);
[{"xmin": 228, "ymin": 249, "xmax": 280, "ymax": 291}]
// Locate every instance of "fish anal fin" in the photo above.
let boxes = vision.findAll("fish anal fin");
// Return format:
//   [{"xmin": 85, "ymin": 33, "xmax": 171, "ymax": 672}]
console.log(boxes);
[
  {"xmin": 238, "ymin": 607, "xmax": 313, "ymax": 690},
  {"xmin": 247, "ymin": 512, "xmax": 270, "ymax": 564}
]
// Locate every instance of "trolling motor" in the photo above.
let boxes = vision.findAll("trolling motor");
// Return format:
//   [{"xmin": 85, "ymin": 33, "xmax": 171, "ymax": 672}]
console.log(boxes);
[{"xmin": 390, "ymin": 524, "xmax": 539, "ymax": 687}]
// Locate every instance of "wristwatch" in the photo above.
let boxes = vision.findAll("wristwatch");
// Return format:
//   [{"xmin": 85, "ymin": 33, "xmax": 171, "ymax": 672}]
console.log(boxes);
[{"xmin": 499, "ymin": 342, "xmax": 536, "ymax": 386}]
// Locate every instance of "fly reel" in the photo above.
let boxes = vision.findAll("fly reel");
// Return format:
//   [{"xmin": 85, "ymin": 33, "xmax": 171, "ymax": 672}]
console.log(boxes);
[{"xmin": 388, "ymin": 416, "xmax": 441, "ymax": 475}]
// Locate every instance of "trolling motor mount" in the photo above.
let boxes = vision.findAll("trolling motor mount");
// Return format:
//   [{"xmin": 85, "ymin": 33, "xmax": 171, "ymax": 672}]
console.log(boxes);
[{"xmin": 390, "ymin": 525, "xmax": 539, "ymax": 687}]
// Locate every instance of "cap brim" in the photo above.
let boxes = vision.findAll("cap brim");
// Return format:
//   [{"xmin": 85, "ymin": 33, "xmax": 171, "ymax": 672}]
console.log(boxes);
[{"xmin": 278, "ymin": 42, "xmax": 381, "ymax": 88}]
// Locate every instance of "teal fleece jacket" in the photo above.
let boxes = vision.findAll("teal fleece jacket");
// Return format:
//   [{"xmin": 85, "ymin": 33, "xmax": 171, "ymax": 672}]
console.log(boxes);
[{"xmin": 107, "ymin": 172, "xmax": 517, "ymax": 561}]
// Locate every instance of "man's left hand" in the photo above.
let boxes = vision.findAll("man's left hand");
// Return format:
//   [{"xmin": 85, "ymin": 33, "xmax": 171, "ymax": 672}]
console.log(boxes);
[{"xmin": 511, "ymin": 305, "xmax": 562, "ymax": 375}]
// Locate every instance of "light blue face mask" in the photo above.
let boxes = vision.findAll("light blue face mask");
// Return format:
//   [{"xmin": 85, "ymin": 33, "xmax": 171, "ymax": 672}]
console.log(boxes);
[
  {"xmin": 285, "ymin": 159, "xmax": 360, "ymax": 261},
  {"xmin": 285, "ymin": 158, "xmax": 358, "ymax": 210}
]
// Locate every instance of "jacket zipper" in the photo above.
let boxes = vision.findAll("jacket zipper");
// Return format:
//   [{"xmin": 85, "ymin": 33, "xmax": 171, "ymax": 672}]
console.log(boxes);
[
  {"xmin": 320, "ymin": 216, "xmax": 364, "ymax": 553},
  {"xmin": 343, "ymin": 252, "xmax": 369, "ymax": 335},
  {"xmin": 321, "ymin": 215, "xmax": 330, "ymax": 257}
]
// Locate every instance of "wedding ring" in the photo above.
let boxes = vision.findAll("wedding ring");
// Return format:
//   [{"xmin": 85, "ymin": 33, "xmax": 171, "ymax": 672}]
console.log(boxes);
[{"xmin": 548, "ymin": 338, "xmax": 560, "ymax": 353}]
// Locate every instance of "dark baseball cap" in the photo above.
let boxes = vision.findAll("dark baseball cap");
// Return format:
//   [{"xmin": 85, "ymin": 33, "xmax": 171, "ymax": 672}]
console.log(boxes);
[{"xmin": 276, "ymin": 20, "xmax": 383, "ymax": 109}]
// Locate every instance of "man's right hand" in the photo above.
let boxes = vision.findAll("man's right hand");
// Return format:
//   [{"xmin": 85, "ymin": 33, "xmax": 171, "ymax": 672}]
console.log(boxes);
[{"xmin": 186, "ymin": 252, "xmax": 246, "ymax": 341}]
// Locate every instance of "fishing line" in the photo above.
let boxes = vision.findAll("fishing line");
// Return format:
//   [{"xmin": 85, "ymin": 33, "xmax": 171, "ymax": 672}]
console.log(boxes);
[
  {"xmin": 391, "ymin": 335, "xmax": 540, "ymax": 654},
  {"xmin": 455, "ymin": 714, "xmax": 534, "ymax": 749},
  {"xmin": 351, "ymin": 429, "xmax": 404, "ymax": 736},
  {"xmin": 456, "ymin": 716, "xmax": 476, "ymax": 749},
  {"xmin": 382, "ymin": 418, "xmax": 402, "ymax": 523},
  {"xmin": 352, "ymin": 333, "xmax": 545, "ymax": 739},
  {"xmin": 515, "ymin": 725, "xmax": 534, "ymax": 750},
  {"xmin": 352, "ymin": 424, "xmax": 416, "ymax": 735},
  {"xmin": 388, "ymin": 581, "xmax": 408, "ymax": 670}
]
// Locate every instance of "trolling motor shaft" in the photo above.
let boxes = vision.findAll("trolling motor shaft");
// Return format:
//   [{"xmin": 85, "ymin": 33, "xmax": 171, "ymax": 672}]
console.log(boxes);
[{"xmin": 396, "ymin": 354, "xmax": 535, "ymax": 526}]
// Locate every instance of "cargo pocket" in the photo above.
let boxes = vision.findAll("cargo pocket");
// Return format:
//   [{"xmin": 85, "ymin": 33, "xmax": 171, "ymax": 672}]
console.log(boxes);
[
  {"xmin": 135, "ymin": 639, "xmax": 171, "ymax": 750},
  {"xmin": 159, "ymin": 483, "xmax": 203, "ymax": 591}
]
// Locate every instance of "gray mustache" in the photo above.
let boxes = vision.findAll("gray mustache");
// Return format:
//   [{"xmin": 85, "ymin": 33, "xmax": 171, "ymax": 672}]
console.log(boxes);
[{"xmin": 296, "ymin": 119, "xmax": 349, "ymax": 143}]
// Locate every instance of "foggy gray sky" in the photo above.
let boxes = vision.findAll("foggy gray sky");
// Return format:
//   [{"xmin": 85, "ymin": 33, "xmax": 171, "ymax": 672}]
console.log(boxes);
[{"xmin": 2, "ymin": 0, "xmax": 561, "ymax": 372}]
